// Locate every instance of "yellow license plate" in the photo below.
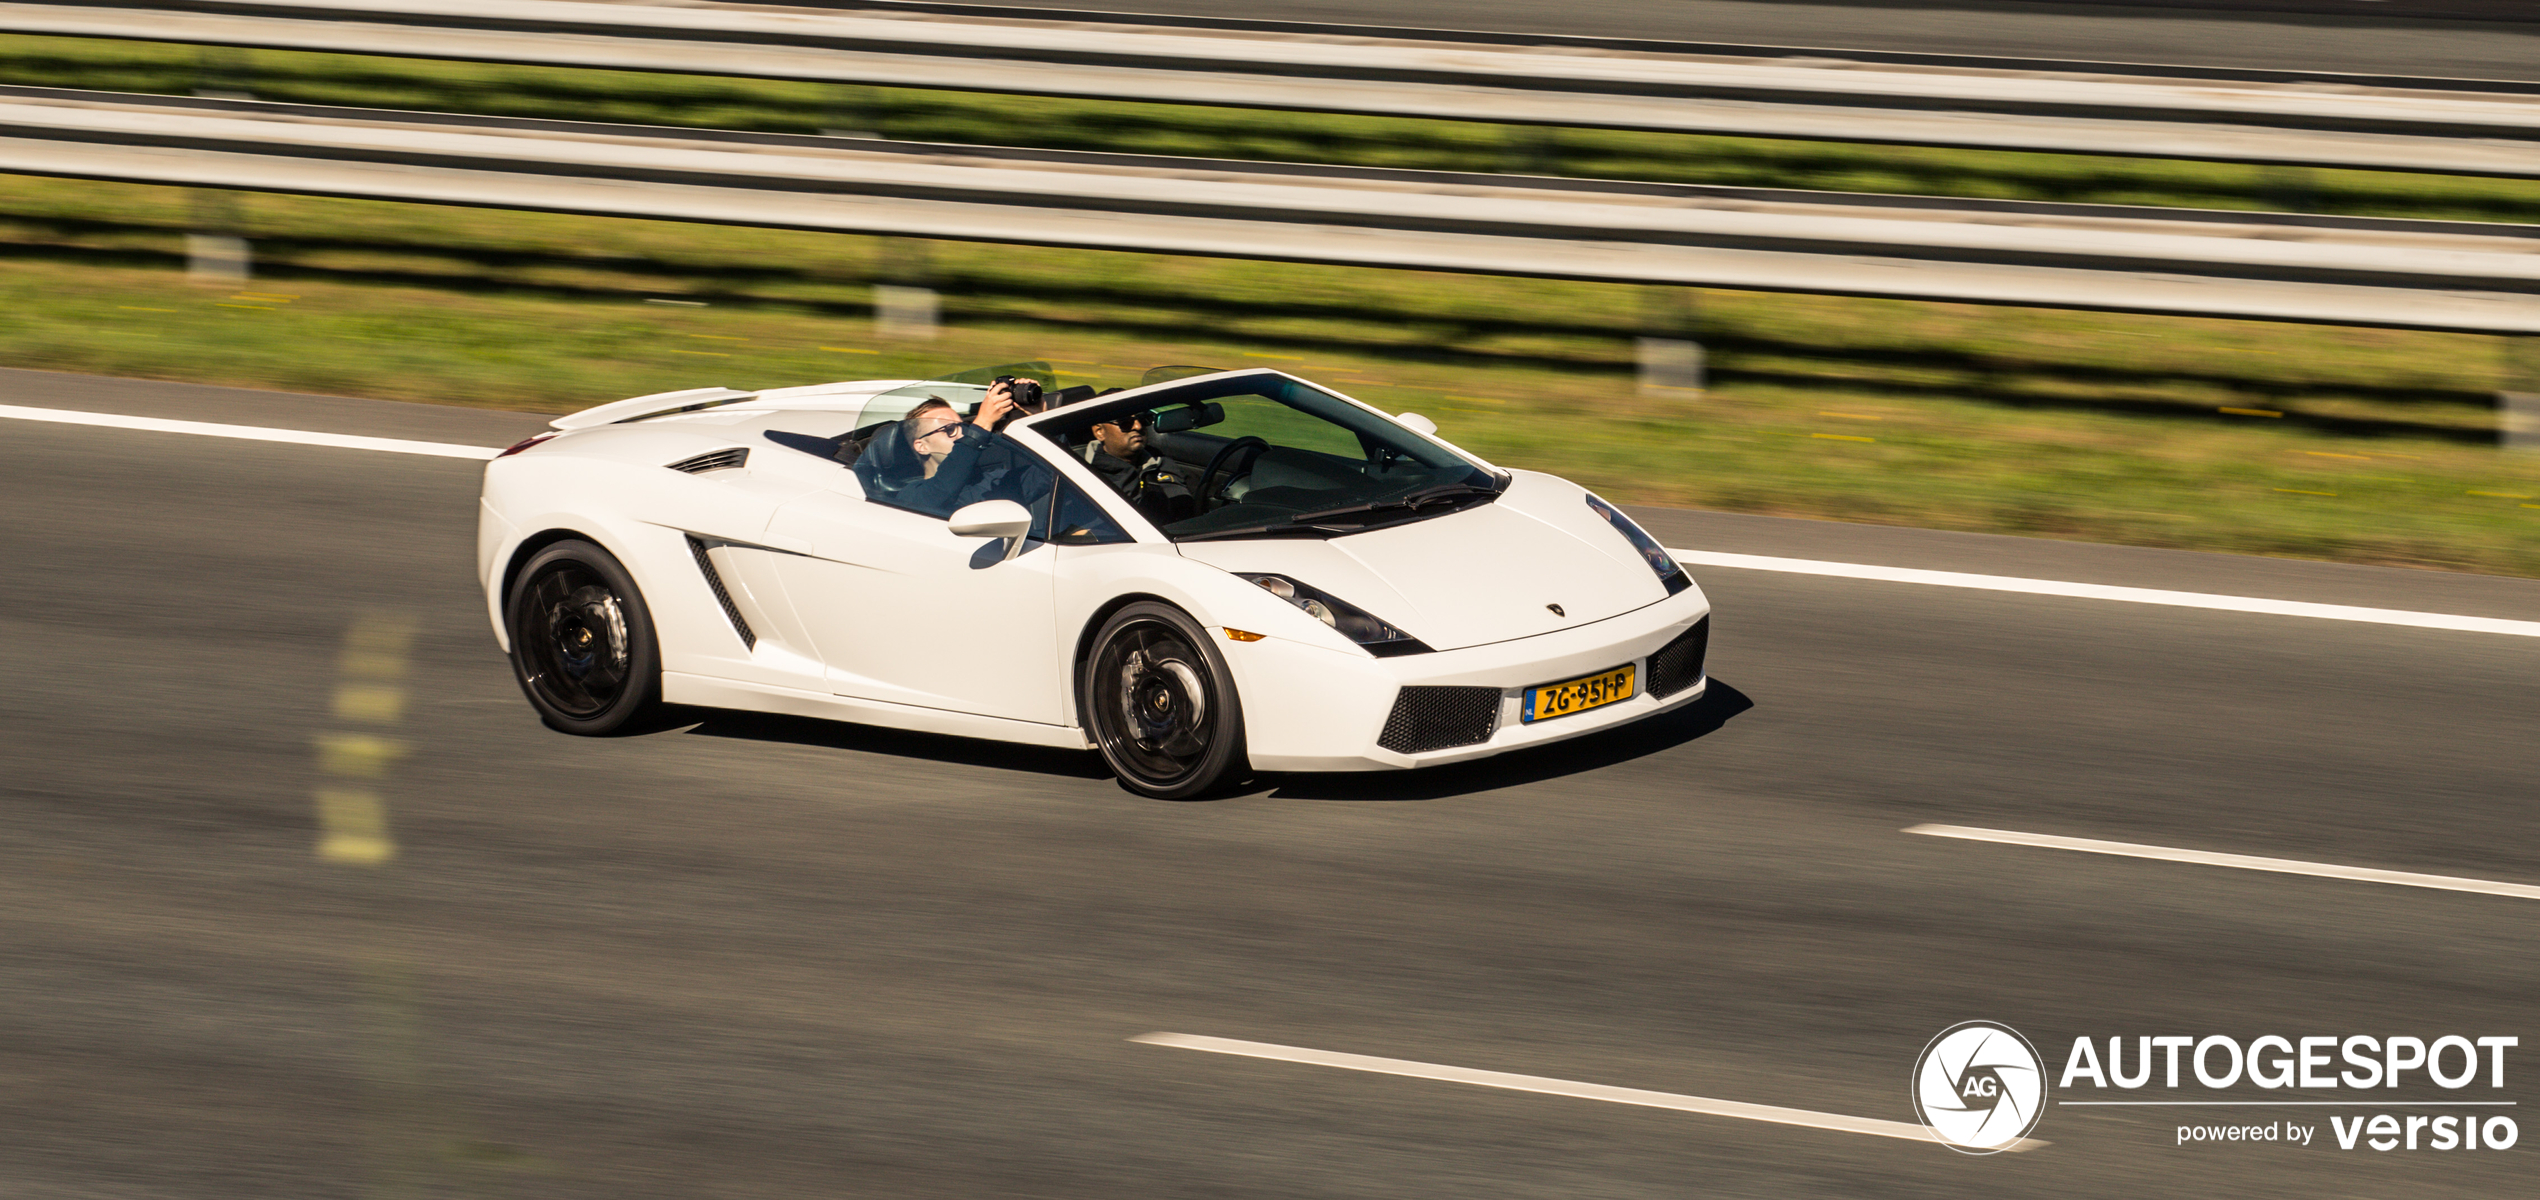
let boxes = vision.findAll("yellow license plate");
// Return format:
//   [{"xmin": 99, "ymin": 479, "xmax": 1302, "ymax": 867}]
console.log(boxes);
[{"xmin": 1521, "ymin": 664, "xmax": 1635, "ymax": 724}]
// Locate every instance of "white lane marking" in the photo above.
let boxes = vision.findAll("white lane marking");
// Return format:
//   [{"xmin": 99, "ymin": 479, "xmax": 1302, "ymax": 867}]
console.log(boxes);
[
  {"xmin": 1130, "ymin": 1032, "xmax": 2043, "ymax": 1150},
  {"xmin": 1908, "ymin": 824, "xmax": 2540, "ymax": 901},
  {"xmin": 0, "ymin": 403, "xmax": 500, "ymax": 460},
  {"xmin": 1671, "ymin": 548, "xmax": 2540, "ymax": 638}
]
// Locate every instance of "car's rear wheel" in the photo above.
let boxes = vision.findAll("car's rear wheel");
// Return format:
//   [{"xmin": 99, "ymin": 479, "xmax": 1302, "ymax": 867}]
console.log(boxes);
[
  {"xmin": 1084, "ymin": 602, "xmax": 1246, "ymax": 799},
  {"xmin": 506, "ymin": 538, "xmax": 660, "ymax": 735}
]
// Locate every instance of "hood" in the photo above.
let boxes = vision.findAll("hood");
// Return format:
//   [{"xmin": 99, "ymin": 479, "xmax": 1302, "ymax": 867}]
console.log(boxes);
[{"xmin": 1176, "ymin": 471, "xmax": 1669, "ymax": 651}]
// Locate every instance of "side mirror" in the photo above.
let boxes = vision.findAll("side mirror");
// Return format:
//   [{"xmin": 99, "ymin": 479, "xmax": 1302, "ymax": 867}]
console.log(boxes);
[
  {"xmin": 1394, "ymin": 411, "xmax": 1439, "ymax": 437},
  {"xmin": 946, "ymin": 499, "xmax": 1034, "ymax": 561}
]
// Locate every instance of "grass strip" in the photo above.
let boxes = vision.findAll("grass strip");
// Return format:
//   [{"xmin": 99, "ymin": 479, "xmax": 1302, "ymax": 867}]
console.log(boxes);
[{"xmin": 6, "ymin": 178, "xmax": 2535, "ymax": 578}]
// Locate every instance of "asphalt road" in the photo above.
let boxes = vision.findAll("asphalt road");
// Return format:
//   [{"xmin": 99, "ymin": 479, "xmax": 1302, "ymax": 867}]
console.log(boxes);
[
  {"xmin": 4, "ymin": 369, "xmax": 2536, "ymax": 1198},
  {"xmin": 844, "ymin": 0, "xmax": 2540, "ymax": 80}
]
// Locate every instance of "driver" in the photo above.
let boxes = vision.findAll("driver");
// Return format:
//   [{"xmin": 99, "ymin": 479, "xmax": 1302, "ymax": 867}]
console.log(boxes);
[{"xmin": 1080, "ymin": 408, "xmax": 1193, "ymax": 522}]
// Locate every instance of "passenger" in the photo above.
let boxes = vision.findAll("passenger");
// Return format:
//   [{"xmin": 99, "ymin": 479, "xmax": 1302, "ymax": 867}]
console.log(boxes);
[
  {"xmin": 897, "ymin": 394, "xmax": 1050, "ymax": 518},
  {"xmin": 852, "ymin": 397, "xmax": 960, "ymax": 504}
]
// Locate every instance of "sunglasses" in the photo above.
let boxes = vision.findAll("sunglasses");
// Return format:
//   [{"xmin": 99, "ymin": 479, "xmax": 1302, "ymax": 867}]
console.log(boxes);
[
  {"xmin": 913, "ymin": 420, "xmax": 964, "ymax": 444},
  {"xmin": 1096, "ymin": 410, "xmax": 1153, "ymax": 430}
]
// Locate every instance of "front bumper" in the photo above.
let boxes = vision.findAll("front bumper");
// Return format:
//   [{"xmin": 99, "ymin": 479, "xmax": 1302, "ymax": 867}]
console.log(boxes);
[{"xmin": 1230, "ymin": 585, "xmax": 1712, "ymax": 772}]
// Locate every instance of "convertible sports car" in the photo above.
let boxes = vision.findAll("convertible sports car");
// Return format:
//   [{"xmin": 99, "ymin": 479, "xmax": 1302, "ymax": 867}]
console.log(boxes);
[{"xmin": 478, "ymin": 362, "xmax": 1710, "ymax": 798}]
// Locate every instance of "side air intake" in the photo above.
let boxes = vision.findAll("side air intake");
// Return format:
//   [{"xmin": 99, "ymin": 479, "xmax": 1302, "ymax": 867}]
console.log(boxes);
[
  {"xmin": 666, "ymin": 447, "xmax": 749, "ymax": 474},
  {"xmin": 1377, "ymin": 685, "xmax": 1501, "ymax": 755},
  {"xmin": 1646, "ymin": 616, "xmax": 1710, "ymax": 699},
  {"xmin": 685, "ymin": 536, "xmax": 756, "ymax": 650}
]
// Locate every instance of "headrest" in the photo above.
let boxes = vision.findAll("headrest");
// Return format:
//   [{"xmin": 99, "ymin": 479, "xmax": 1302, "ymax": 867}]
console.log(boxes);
[{"xmin": 852, "ymin": 419, "xmax": 924, "ymax": 493}]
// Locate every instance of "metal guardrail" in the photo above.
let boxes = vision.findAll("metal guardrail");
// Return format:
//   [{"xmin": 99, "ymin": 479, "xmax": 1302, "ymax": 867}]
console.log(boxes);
[
  {"xmin": 7, "ymin": 89, "xmax": 2535, "ymax": 333},
  {"xmin": 8, "ymin": 0, "xmax": 2540, "ymax": 175}
]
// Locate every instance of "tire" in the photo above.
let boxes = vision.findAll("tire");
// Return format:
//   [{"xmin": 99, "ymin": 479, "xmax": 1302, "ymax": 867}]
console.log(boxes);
[
  {"xmin": 505, "ymin": 538, "xmax": 661, "ymax": 735},
  {"xmin": 1082, "ymin": 601, "xmax": 1247, "ymax": 800}
]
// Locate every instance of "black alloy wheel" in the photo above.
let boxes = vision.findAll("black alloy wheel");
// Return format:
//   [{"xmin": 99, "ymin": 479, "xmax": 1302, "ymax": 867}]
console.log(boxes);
[
  {"xmin": 505, "ymin": 538, "xmax": 661, "ymax": 735},
  {"xmin": 1083, "ymin": 602, "xmax": 1247, "ymax": 799}
]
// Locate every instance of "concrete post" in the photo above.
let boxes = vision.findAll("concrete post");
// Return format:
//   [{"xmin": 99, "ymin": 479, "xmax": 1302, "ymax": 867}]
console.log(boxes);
[
  {"xmin": 187, "ymin": 189, "xmax": 249, "ymax": 285},
  {"xmin": 2502, "ymin": 334, "xmax": 2540, "ymax": 451},
  {"xmin": 1636, "ymin": 286, "xmax": 1703, "ymax": 396},
  {"xmin": 873, "ymin": 237, "xmax": 938, "ymax": 338},
  {"xmin": 189, "ymin": 46, "xmax": 253, "ymax": 285},
  {"xmin": 823, "ymin": 84, "xmax": 883, "ymax": 140}
]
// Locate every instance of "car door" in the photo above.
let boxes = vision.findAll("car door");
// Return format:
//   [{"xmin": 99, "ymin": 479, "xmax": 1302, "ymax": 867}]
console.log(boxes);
[{"xmin": 763, "ymin": 431, "xmax": 1066, "ymax": 725}]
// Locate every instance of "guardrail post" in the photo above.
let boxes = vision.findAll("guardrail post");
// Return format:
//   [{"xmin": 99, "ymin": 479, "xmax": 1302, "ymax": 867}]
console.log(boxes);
[
  {"xmin": 1501, "ymin": 125, "xmax": 1557, "ymax": 176},
  {"xmin": 823, "ymin": 84, "xmax": 884, "ymax": 140},
  {"xmin": 1637, "ymin": 287, "xmax": 1703, "ymax": 397},
  {"xmin": 188, "ymin": 47, "xmax": 253, "ymax": 285},
  {"xmin": 186, "ymin": 191, "xmax": 250, "ymax": 286},
  {"xmin": 873, "ymin": 238, "xmax": 938, "ymax": 339},
  {"xmin": 2260, "ymin": 164, "xmax": 2317, "ymax": 214},
  {"xmin": 2503, "ymin": 335, "xmax": 2540, "ymax": 451}
]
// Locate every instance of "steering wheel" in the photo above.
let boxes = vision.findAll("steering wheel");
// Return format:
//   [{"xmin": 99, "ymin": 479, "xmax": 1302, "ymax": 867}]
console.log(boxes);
[{"xmin": 1198, "ymin": 437, "xmax": 1270, "ymax": 511}]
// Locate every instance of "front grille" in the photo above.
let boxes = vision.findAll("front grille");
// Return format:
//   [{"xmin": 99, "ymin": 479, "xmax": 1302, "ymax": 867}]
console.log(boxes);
[
  {"xmin": 1646, "ymin": 616, "xmax": 1710, "ymax": 699},
  {"xmin": 1377, "ymin": 685, "xmax": 1501, "ymax": 754},
  {"xmin": 666, "ymin": 447, "xmax": 749, "ymax": 474},
  {"xmin": 685, "ymin": 536, "xmax": 756, "ymax": 649}
]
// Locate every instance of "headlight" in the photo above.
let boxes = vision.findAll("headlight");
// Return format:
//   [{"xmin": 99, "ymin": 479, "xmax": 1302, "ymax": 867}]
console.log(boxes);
[
  {"xmin": 1236, "ymin": 573, "xmax": 1432, "ymax": 657},
  {"xmin": 1585, "ymin": 492, "xmax": 1692, "ymax": 595}
]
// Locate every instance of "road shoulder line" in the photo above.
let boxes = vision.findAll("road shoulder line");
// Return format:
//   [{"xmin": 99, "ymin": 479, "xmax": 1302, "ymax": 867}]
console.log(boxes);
[
  {"xmin": 1671, "ymin": 548, "xmax": 2540, "ymax": 638},
  {"xmin": 8, "ymin": 401, "xmax": 2530, "ymax": 637},
  {"xmin": 0, "ymin": 403, "xmax": 500, "ymax": 460}
]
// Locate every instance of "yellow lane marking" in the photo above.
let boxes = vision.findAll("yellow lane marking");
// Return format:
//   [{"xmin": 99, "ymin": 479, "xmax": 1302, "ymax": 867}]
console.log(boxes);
[
  {"xmin": 334, "ymin": 683, "xmax": 407, "ymax": 724},
  {"xmin": 118, "ymin": 305, "xmax": 177, "ymax": 312},
  {"xmin": 316, "ymin": 789, "xmax": 396, "ymax": 864},
  {"xmin": 2219, "ymin": 407, "xmax": 2283, "ymax": 417},
  {"xmin": 2305, "ymin": 451, "xmax": 2369, "ymax": 460},
  {"xmin": 318, "ymin": 615, "xmax": 414, "ymax": 866},
  {"xmin": 1819, "ymin": 411, "xmax": 1883, "ymax": 420},
  {"xmin": 1241, "ymin": 352, "xmax": 1303, "ymax": 359},
  {"xmin": 821, "ymin": 346, "xmax": 880, "ymax": 353},
  {"xmin": 2467, "ymin": 490, "xmax": 2534, "ymax": 499},
  {"xmin": 316, "ymin": 733, "xmax": 407, "ymax": 778},
  {"xmin": 1811, "ymin": 433, "xmax": 1875, "ymax": 442},
  {"xmin": 216, "ymin": 304, "xmax": 274, "ymax": 310}
]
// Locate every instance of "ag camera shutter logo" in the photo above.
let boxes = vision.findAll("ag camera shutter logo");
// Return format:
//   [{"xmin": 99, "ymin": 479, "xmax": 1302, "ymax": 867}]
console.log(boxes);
[{"xmin": 1914, "ymin": 1022, "xmax": 2048, "ymax": 1153}]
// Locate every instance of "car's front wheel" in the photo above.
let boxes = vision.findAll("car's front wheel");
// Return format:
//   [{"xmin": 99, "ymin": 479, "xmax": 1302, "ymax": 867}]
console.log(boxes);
[
  {"xmin": 1083, "ymin": 602, "xmax": 1247, "ymax": 799},
  {"xmin": 505, "ymin": 538, "xmax": 661, "ymax": 735}
]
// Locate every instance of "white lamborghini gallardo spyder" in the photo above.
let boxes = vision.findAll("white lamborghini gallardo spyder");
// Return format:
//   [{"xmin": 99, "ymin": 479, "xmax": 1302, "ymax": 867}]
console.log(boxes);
[{"xmin": 478, "ymin": 362, "xmax": 1710, "ymax": 798}]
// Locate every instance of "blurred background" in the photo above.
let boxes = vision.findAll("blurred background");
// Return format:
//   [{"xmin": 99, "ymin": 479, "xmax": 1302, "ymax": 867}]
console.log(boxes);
[{"xmin": 0, "ymin": 0, "xmax": 2534, "ymax": 573}]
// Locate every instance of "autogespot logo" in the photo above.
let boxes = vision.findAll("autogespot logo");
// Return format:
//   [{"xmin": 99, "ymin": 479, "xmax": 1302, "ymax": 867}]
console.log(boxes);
[{"xmin": 1914, "ymin": 1022, "xmax": 2048, "ymax": 1153}]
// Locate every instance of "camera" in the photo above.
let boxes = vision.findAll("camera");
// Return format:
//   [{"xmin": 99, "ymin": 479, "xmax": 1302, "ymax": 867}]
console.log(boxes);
[{"xmin": 993, "ymin": 375, "xmax": 1044, "ymax": 413}]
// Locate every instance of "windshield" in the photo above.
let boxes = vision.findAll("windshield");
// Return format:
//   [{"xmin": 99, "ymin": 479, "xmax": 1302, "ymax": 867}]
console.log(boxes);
[{"xmin": 1022, "ymin": 371, "xmax": 1500, "ymax": 542}]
